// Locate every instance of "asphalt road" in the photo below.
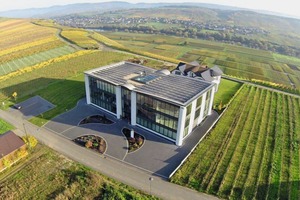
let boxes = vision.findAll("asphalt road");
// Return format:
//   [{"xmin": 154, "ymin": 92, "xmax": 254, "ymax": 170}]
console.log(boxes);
[{"xmin": 0, "ymin": 109, "xmax": 219, "ymax": 200}]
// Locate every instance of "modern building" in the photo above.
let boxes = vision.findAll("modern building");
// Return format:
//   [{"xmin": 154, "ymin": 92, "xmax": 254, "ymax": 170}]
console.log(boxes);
[
  {"xmin": 84, "ymin": 61, "xmax": 217, "ymax": 146},
  {"xmin": 172, "ymin": 61, "xmax": 223, "ymax": 91}
]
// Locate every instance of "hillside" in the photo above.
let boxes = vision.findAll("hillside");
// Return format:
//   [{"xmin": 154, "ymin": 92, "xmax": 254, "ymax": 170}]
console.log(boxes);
[{"xmin": 56, "ymin": 7, "xmax": 300, "ymax": 58}]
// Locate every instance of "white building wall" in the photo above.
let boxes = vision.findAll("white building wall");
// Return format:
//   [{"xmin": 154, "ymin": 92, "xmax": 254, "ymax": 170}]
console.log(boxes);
[
  {"xmin": 131, "ymin": 91, "xmax": 137, "ymax": 125},
  {"xmin": 116, "ymin": 86, "xmax": 122, "ymax": 119},
  {"xmin": 188, "ymin": 99, "xmax": 197, "ymax": 134},
  {"xmin": 208, "ymin": 86, "xmax": 216, "ymax": 115},
  {"xmin": 212, "ymin": 76, "xmax": 221, "ymax": 92},
  {"xmin": 176, "ymin": 107, "xmax": 187, "ymax": 146},
  {"xmin": 197, "ymin": 92, "xmax": 207, "ymax": 125},
  {"xmin": 84, "ymin": 74, "xmax": 91, "ymax": 104}
]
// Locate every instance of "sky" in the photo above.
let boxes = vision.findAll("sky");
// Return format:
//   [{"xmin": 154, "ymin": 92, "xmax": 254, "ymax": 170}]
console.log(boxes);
[{"xmin": 0, "ymin": 0, "xmax": 299, "ymax": 18}]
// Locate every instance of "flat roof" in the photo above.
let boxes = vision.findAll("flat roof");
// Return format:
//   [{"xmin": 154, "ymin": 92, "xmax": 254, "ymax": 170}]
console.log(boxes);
[{"xmin": 85, "ymin": 61, "xmax": 214, "ymax": 106}]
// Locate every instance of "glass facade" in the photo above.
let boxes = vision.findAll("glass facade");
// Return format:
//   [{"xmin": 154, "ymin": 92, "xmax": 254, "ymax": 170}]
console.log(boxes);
[
  {"xmin": 89, "ymin": 76, "xmax": 116, "ymax": 113},
  {"xmin": 136, "ymin": 93, "xmax": 179, "ymax": 140},
  {"xmin": 204, "ymin": 89, "xmax": 212, "ymax": 117},
  {"xmin": 121, "ymin": 87, "xmax": 131, "ymax": 119}
]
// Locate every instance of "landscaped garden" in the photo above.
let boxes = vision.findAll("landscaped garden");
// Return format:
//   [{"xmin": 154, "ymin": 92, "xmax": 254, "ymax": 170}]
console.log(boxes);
[
  {"xmin": 171, "ymin": 85, "xmax": 300, "ymax": 200},
  {"xmin": 73, "ymin": 135, "xmax": 107, "ymax": 154},
  {"xmin": 122, "ymin": 128, "xmax": 144, "ymax": 153},
  {"xmin": 79, "ymin": 115, "xmax": 113, "ymax": 125}
]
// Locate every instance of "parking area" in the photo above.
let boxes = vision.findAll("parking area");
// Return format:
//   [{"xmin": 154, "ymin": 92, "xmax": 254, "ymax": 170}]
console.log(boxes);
[
  {"xmin": 10, "ymin": 96, "xmax": 55, "ymax": 120},
  {"xmin": 44, "ymin": 99, "xmax": 219, "ymax": 178}
]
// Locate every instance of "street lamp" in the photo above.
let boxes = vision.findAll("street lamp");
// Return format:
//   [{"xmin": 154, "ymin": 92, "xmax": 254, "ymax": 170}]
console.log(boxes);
[{"xmin": 149, "ymin": 177, "xmax": 154, "ymax": 196}]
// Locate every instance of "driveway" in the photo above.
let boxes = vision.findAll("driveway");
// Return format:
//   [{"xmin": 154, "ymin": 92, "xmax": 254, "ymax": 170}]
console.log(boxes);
[{"xmin": 44, "ymin": 99, "xmax": 219, "ymax": 178}]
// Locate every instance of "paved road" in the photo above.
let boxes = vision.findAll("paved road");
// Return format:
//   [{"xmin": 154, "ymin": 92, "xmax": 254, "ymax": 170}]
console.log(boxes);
[{"xmin": 0, "ymin": 109, "xmax": 218, "ymax": 200}]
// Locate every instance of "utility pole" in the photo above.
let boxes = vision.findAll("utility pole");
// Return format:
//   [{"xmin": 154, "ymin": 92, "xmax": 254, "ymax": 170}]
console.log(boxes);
[{"xmin": 149, "ymin": 177, "xmax": 154, "ymax": 196}]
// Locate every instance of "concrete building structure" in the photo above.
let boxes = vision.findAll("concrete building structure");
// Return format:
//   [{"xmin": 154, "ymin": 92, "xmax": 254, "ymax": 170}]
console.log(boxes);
[{"xmin": 84, "ymin": 61, "xmax": 217, "ymax": 146}]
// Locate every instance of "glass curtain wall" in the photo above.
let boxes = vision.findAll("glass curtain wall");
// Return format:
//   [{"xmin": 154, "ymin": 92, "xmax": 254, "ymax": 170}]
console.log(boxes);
[
  {"xmin": 136, "ymin": 93, "xmax": 179, "ymax": 140},
  {"xmin": 121, "ymin": 87, "xmax": 131, "ymax": 120},
  {"xmin": 204, "ymin": 89, "xmax": 212, "ymax": 117},
  {"xmin": 89, "ymin": 76, "xmax": 116, "ymax": 113}
]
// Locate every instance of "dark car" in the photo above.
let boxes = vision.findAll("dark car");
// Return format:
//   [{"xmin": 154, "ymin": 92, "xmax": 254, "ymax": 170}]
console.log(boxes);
[{"xmin": 13, "ymin": 105, "xmax": 22, "ymax": 110}]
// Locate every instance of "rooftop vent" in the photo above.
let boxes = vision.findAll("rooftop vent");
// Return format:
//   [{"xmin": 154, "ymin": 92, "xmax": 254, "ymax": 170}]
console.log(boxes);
[
  {"xmin": 156, "ymin": 69, "xmax": 170, "ymax": 75},
  {"xmin": 132, "ymin": 74, "xmax": 161, "ymax": 84}
]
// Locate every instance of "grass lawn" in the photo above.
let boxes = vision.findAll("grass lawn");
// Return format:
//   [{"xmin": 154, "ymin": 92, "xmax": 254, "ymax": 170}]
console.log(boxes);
[
  {"xmin": 0, "ymin": 118, "xmax": 14, "ymax": 134},
  {"xmin": 213, "ymin": 78, "xmax": 242, "ymax": 106},
  {"xmin": 29, "ymin": 75, "xmax": 85, "ymax": 126},
  {"xmin": 171, "ymin": 85, "xmax": 300, "ymax": 200},
  {"xmin": 0, "ymin": 144, "xmax": 158, "ymax": 199}
]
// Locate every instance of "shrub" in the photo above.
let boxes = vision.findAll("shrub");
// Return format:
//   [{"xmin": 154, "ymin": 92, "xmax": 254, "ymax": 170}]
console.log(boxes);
[
  {"xmin": 137, "ymin": 137, "xmax": 143, "ymax": 146},
  {"xmin": 17, "ymin": 148, "xmax": 28, "ymax": 159},
  {"xmin": 85, "ymin": 140, "xmax": 93, "ymax": 148},
  {"xmin": 2, "ymin": 157, "xmax": 11, "ymax": 168},
  {"xmin": 22, "ymin": 135, "xmax": 38, "ymax": 148}
]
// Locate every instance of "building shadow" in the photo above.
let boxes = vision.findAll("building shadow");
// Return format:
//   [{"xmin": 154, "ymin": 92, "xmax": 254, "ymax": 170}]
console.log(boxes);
[{"xmin": 1, "ymin": 77, "xmax": 61, "ymax": 101}]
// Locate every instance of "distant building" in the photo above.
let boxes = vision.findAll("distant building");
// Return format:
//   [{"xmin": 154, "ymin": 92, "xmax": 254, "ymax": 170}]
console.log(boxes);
[
  {"xmin": 85, "ymin": 61, "xmax": 218, "ymax": 146},
  {"xmin": 172, "ymin": 61, "xmax": 223, "ymax": 91},
  {"xmin": 0, "ymin": 131, "xmax": 26, "ymax": 165}
]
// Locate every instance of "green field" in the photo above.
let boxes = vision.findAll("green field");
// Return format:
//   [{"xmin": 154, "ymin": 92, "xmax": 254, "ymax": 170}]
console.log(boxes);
[
  {"xmin": 0, "ymin": 51, "xmax": 131, "ymax": 126},
  {"xmin": 172, "ymin": 85, "xmax": 300, "ymax": 200},
  {"xmin": 0, "ymin": 46, "xmax": 76, "ymax": 76},
  {"xmin": 213, "ymin": 79, "xmax": 242, "ymax": 106},
  {"xmin": 0, "ymin": 144, "xmax": 157, "ymax": 199},
  {"xmin": 101, "ymin": 32, "xmax": 300, "ymax": 89},
  {"xmin": 0, "ymin": 118, "xmax": 13, "ymax": 134}
]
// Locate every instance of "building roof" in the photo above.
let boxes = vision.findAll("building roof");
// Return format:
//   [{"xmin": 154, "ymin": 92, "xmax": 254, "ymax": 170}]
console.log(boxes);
[
  {"xmin": 85, "ymin": 61, "xmax": 214, "ymax": 106},
  {"xmin": 0, "ymin": 131, "xmax": 25, "ymax": 159},
  {"xmin": 175, "ymin": 61, "xmax": 223, "ymax": 80}
]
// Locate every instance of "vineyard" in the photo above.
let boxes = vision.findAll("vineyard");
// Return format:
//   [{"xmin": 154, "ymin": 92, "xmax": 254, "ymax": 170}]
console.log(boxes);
[
  {"xmin": 0, "ymin": 46, "xmax": 76, "ymax": 76},
  {"xmin": 60, "ymin": 29, "xmax": 99, "ymax": 49},
  {"xmin": 0, "ymin": 19, "xmax": 80, "ymax": 77},
  {"xmin": 0, "ymin": 19, "xmax": 58, "ymax": 50},
  {"xmin": 101, "ymin": 32, "xmax": 300, "ymax": 89},
  {"xmin": 0, "ymin": 145, "xmax": 157, "ymax": 199},
  {"xmin": 171, "ymin": 85, "xmax": 300, "ymax": 200}
]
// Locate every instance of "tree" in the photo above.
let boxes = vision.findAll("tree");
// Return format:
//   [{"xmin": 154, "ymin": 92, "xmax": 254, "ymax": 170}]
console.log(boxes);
[
  {"xmin": 17, "ymin": 148, "xmax": 28, "ymax": 159},
  {"xmin": 218, "ymin": 101, "xmax": 223, "ymax": 111},
  {"xmin": 2, "ymin": 157, "xmax": 11, "ymax": 168},
  {"xmin": 12, "ymin": 92, "xmax": 18, "ymax": 102},
  {"xmin": 22, "ymin": 135, "xmax": 38, "ymax": 148}
]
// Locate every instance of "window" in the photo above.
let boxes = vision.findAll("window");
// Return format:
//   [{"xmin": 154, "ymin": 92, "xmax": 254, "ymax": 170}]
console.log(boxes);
[
  {"xmin": 89, "ymin": 77, "xmax": 116, "ymax": 113},
  {"xmin": 136, "ymin": 93, "xmax": 179, "ymax": 140}
]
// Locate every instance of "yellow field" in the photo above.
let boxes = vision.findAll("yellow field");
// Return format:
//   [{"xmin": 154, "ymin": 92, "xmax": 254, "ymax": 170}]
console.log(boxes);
[
  {"xmin": 0, "ymin": 19, "xmax": 58, "ymax": 51},
  {"xmin": 61, "ymin": 29, "xmax": 98, "ymax": 49}
]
